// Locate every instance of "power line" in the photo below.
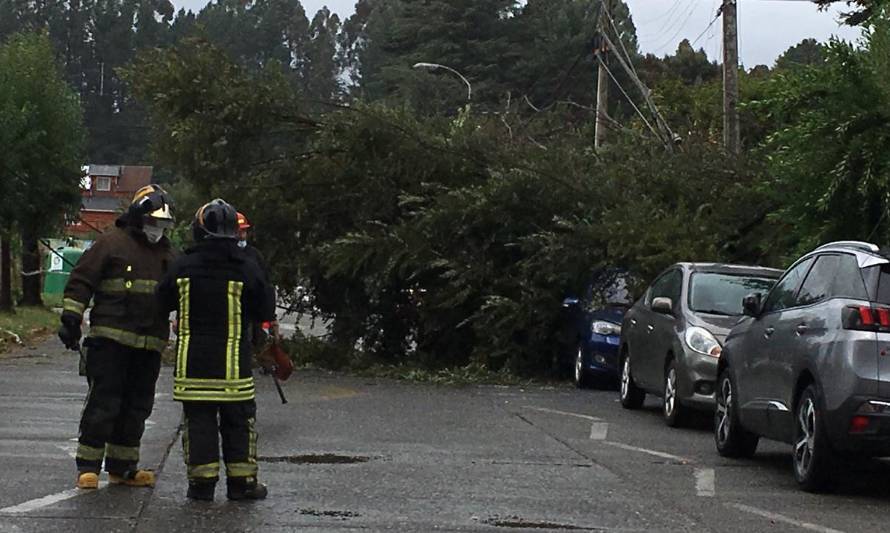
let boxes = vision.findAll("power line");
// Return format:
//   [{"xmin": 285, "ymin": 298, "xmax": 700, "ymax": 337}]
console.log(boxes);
[
  {"xmin": 595, "ymin": 54, "xmax": 660, "ymax": 140},
  {"xmin": 690, "ymin": 6, "xmax": 722, "ymax": 47},
  {"xmin": 651, "ymin": 0, "xmax": 700, "ymax": 53},
  {"xmin": 637, "ymin": 0, "xmax": 684, "ymax": 26},
  {"xmin": 601, "ymin": 0, "xmax": 640, "ymax": 82},
  {"xmin": 653, "ymin": 0, "xmax": 696, "ymax": 39}
]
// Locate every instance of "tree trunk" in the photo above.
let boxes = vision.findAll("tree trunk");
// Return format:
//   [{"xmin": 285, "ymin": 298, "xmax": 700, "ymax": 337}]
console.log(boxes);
[
  {"xmin": 20, "ymin": 227, "xmax": 43, "ymax": 306},
  {"xmin": 0, "ymin": 236, "xmax": 12, "ymax": 312}
]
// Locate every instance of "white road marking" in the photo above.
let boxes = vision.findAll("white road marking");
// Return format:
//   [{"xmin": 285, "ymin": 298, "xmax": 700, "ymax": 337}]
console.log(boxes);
[
  {"xmin": 0, "ymin": 485, "xmax": 104, "ymax": 515},
  {"xmin": 729, "ymin": 504, "xmax": 846, "ymax": 533},
  {"xmin": 522, "ymin": 406, "xmax": 601, "ymax": 421},
  {"xmin": 603, "ymin": 441, "xmax": 691, "ymax": 463},
  {"xmin": 589, "ymin": 422, "xmax": 609, "ymax": 440},
  {"xmin": 694, "ymin": 468, "xmax": 715, "ymax": 497}
]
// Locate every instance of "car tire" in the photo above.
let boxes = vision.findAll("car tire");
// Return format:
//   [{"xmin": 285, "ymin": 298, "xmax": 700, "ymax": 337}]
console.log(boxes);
[
  {"xmin": 574, "ymin": 344, "xmax": 593, "ymax": 389},
  {"xmin": 714, "ymin": 368, "xmax": 759, "ymax": 458},
  {"xmin": 619, "ymin": 350, "xmax": 645, "ymax": 409},
  {"xmin": 793, "ymin": 385, "xmax": 835, "ymax": 492},
  {"xmin": 663, "ymin": 360, "xmax": 689, "ymax": 427}
]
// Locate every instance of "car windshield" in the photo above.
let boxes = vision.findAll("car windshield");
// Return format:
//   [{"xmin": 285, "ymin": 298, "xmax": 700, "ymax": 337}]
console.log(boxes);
[{"xmin": 689, "ymin": 273, "xmax": 777, "ymax": 316}]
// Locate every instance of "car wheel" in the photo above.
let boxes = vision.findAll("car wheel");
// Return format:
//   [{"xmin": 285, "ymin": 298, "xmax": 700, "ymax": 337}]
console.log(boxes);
[
  {"xmin": 793, "ymin": 385, "xmax": 835, "ymax": 492},
  {"xmin": 619, "ymin": 350, "xmax": 645, "ymax": 409},
  {"xmin": 574, "ymin": 344, "xmax": 593, "ymax": 389},
  {"xmin": 714, "ymin": 368, "xmax": 759, "ymax": 458},
  {"xmin": 663, "ymin": 360, "xmax": 689, "ymax": 427}
]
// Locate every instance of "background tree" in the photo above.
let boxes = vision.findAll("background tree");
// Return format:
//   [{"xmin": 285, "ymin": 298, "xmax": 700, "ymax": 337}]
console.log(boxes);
[
  {"xmin": 753, "ymin": 14, "xmax": 890, "ymax": 261},
  {"xmin": 0, "ymin": 32, "xmax": 86, "ymax": 307},
  {"xmin": 775, "ymin": 38, "xmax": 824, "ymax": 70}
]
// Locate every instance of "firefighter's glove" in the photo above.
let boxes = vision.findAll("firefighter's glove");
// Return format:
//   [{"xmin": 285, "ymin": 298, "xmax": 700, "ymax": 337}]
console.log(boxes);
[{"xmin": 58, "ymin": 314, "xmax": 82, "ymax": 351}]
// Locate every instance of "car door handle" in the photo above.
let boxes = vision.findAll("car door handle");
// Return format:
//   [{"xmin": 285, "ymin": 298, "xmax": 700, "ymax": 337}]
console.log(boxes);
[
  {"xmin": 764, "ymin": 327, "xmax": 775, "ymax": 339},
  {"xmin": 646, "ymin": 325, "xmax": 655, "ymax": 333},
  {"xmin": 795, "ymin": 324, "xmax": 809, "ymax": 336},
  {"xmin": 630, "ymin": 319, "xmax": 637, "ymax": 326}
]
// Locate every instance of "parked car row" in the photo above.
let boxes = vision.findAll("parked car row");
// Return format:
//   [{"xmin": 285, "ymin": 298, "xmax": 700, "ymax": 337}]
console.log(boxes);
[{"xmin": 568, "ymin": 241, "xmax": 890, "ymax": 492}]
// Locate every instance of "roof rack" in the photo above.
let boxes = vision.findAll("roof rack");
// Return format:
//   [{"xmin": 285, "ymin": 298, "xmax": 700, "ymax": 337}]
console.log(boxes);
[{"xmin": 815, "ymin": 241, "xmax": 880, "ymax": 253}]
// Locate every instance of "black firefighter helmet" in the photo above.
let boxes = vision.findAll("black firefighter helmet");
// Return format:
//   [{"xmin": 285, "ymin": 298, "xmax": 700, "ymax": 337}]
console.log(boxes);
[{"xmin": 193, "ymin": 199, "xmax": 238, "ymax": 241}]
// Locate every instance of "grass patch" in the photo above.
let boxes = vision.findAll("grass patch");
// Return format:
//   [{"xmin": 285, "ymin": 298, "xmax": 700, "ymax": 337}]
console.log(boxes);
[{"xmin": 0, "ymin": 306, "xmax": 59, "ymax": 355}]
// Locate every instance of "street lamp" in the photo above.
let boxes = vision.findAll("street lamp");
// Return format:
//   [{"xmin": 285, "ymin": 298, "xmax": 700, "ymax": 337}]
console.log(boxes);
[{"xmin": 412, "ymin": 62, "xmax": 472, "ymax": 102}]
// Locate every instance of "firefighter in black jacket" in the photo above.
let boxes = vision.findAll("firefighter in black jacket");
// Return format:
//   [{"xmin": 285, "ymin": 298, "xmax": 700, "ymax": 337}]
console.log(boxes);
[
  {"xmin": 58, "ymin": 184, "xmax": 177, "ymax": 490},
  {"xmin": 157, "ymin": 199, "xmax": 275, "ymax": 501}
]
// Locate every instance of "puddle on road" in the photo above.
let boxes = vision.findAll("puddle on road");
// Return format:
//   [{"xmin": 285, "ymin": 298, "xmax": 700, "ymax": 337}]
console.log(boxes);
[
  {"xmin": 484, "ymin": 516, "xmax": 602, "ymax": 530},
  {"xmin": 257, "ymin": 453, "xmax": 371, "ymax": 464}
]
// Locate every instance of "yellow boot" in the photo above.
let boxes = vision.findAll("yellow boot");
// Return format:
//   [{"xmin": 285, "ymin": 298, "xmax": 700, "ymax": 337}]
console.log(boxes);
[
  {"xmin": 77, "ymin": 472, "xmax": 99, "ymax": 490},
  {"xmin": 108, "ymin": 470, "xmax": 155, "ymax": 487}
]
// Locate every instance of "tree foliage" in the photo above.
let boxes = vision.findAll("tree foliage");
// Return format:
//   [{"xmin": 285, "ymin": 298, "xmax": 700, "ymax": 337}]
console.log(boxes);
[
  {"xmin": 753, "ymin": 13, "xmax": 890, "ymax": 260},
  {"xmin": 127, "ymin": 37, "xmax": 777, "ymax": 375},
  {"xmin": 0, "ymin": 32, "xmax": 85, "ymax": 306}
]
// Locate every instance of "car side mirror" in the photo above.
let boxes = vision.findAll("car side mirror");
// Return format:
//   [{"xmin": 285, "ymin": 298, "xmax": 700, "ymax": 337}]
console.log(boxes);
[
  {"xmin": 742, "ymin": 293, "xmax": 762, "ymax": 317},
  {"xmin": 651, "ymin": 297, "xmax": 673, "ymax": 315}
]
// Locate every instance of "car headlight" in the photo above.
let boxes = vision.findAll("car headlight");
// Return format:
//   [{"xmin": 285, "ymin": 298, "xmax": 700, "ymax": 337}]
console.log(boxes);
[
  {"xmin": 685, "ymin": 326, "xmax": 722, "ymax": 357},
  {"xmin": 592, "ymin": 321, "xmax": 621, "ymax": 336}
]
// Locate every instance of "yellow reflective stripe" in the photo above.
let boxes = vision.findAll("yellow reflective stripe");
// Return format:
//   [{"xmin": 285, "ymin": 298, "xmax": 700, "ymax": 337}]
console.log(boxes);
[
  {"xmin": 176, "ymin": 278, "xmax": 191, "ymax": 379},
  {"xmin": 98, "ymin": 278, "xmax": 158, "ymax": 294},
  {"xmin": 225, "ymin": 462, "xmax": 258, "ymax": 478},
  {"xmin": 173, "ymin": 390, "xmax": 256, "ymax": 402},
  {"xmin": 187, "ymin": 462, "xmax": 220, "ymax": 479},
  {"xmin": 105, "ymin": 443, "xmax": 139, "ymax": 461},
  {"xmin": 89, "ymin": 326, "xmax": 167, "ymax": 352},
  {"xmin": 63, "ymin": 298, "xmax": 86, "ymax": 316},
  {"xmin": 175, "ymin": 377, "xmax": 254, "ymax": 388},
  {"xmin": 76, "ymin": 443, "xmax": 105, "ymax": 461},
  {"xmin": 226, "ymin": 281, "xmax": 244, "ymax": 380},
  {"xmin": 174, "ymin": 385, "xmax": 255, "ymax": 396}
]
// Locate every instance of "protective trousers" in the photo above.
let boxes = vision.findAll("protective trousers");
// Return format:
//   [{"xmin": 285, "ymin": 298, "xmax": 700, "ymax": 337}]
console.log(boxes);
[
  {"xmin": 76, "ymin": 338, "xmax": 161, "ymax": 474},
  {"xmin": 181, "ymin": 400, "xmax": 258, "ymax": 485}
]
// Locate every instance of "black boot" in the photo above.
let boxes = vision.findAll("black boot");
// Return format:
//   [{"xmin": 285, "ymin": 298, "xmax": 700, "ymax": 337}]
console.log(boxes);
[
  {"xmin": 187, "ymin": 481, "xmax": 216, "ymax": 501},
  {"xmin": 226, "ymin": 477, "xmax": 268, "ymax": 501}
]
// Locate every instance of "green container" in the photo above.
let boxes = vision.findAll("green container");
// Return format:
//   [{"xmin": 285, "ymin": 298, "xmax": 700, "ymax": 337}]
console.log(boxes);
[{"xmin": 43, "ymin": 247, "xmax": 84, "ymax": 302}]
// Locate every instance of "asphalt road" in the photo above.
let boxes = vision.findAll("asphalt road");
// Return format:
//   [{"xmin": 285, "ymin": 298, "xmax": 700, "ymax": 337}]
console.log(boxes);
[{"xmin": 2, "ymin": 339, "xmax": 890, "ymax": 532}]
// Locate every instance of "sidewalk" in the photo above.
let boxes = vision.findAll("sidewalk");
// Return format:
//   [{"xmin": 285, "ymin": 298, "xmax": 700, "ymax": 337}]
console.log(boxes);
[{"xmin": 0, "ymin": 337, "xmax": 180, "ymax": 532}]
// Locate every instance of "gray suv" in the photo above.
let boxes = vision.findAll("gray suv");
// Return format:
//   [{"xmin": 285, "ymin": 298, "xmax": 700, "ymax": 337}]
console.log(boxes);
[
  {"xmin": 619, "ymin": 263, "xmax": 781, "ymax": 426},
  {"xmin": 715, "ymin": 241, "xmax": 890, "ymax": 491}
]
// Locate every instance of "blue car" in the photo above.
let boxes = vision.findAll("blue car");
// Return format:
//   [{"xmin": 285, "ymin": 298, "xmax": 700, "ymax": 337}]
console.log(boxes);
[{"xmin": 561, "ymin": 273, "xmax": 632, "ymax": 389}]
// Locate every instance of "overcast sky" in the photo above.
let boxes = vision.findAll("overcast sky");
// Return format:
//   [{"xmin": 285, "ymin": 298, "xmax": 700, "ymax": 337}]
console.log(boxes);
[{"xmin": 177, "ymin": 0, "xmax": 862, "ymax": 67}]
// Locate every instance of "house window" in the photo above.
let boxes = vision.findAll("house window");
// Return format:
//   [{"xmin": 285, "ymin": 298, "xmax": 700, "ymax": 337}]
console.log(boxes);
[{"xmin": 96, "ymin": 177, "xmax": 112, "ymax": 191}]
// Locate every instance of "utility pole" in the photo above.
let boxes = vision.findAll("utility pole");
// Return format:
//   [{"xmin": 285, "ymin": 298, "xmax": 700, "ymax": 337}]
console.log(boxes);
[
  {"xmin": 722, "ymin": 0, "xmax": 740, "ymax": 155},
  {"xmin": 594, "ymin": 0, "xmax": 611, "ymax": 150}
]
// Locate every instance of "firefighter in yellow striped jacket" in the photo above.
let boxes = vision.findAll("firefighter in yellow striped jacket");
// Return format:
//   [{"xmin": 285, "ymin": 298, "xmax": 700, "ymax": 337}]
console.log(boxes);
[
  {"xmin": 58, "ymin": 184, "xmax": 176, "ymax": 490},
  {"xmin": 156, "ymin": 199, "xmax": 275, "ymax": 502}
]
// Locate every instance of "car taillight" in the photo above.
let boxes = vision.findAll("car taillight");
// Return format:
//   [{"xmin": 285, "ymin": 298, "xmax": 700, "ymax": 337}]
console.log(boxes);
[
  {"xmin": 850, "ymin": 415, "xmax": 871, "ymax": 434},
  {"xmin": 843, "ymin": 305, "xmax": 890, "ymax": 331}
]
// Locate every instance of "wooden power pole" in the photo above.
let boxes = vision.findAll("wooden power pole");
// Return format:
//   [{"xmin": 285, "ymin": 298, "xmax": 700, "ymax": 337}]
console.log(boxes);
[
  {"xmin": 722, "ymin": 0, "xmax": 740, "ymax": 155},
  {"xmin": 594, "ymin": 0, "xmax": 611, "ymax": 150}
]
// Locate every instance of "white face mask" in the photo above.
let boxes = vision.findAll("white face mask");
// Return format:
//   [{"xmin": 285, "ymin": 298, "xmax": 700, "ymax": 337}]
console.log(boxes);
[
  {"xmin": 143, "ymin": 225, "xmax": 165, "ymax": 244},
  {"xmin": 237, "ymin": 240, "xmax": 247, "ymax": 249}
]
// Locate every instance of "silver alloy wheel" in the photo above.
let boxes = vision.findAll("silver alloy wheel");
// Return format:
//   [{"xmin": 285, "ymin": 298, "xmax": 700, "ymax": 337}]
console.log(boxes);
[
  {"xmin": 716, "ymin": 376, "xmax": 731, "ymax": 445},
  {"xmin": 621, "ymin": 357, "xmax": 631, "ymax": 399},
  {"xmin": 664, "ymin": 367, "xmax": 677, "ymax": 417},
  {"xmin": 575, "ymin": 346, "xmax": 583, "ymax": 384},
  {"xmin": 795, "ymin": 397, "xmax": 816, "ymax": 477}
]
